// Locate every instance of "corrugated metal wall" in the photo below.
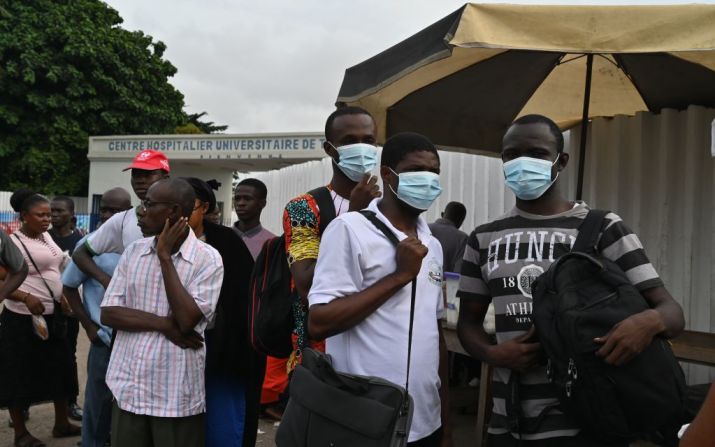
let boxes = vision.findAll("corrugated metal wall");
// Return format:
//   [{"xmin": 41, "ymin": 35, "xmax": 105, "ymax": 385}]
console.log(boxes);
[
  {"xmin": 246, "ymin": 105, "xmax": 715, "ymax": 383},
  {"xmin": 565, "ymin": 106, "xmax": 715, "ymax": 383}
]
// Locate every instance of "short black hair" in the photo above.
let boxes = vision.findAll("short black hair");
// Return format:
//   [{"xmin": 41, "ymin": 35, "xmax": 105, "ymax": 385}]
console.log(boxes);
[
  {"xmin": 154, "ymin": 178, "xmax": 196, "ymax": 218},
  {"xmin": 181, "ymin": 177, "xmax": 217, "ymax": 213},
  {"xmin": 324, "ymin": 106, "xmax": 374, "ymax": 142},
  {"xmin": 51, "ymin": 195, "xmax": 75, "ymax": 213},
  {"xmin": 10, "ymin": 189, "xmax": 49, "ymax": 213},
  {"xmin": 444, "ymin": 202, "xmax": 467, "ymax": 223},
  {"xmin": 236, "ymin": 178, "xmax": 267, "ymax": 200},
  {"xmin": 381, "ymin": 132, "xmax": 439, "ymax": 170},
  {"xmin": 511, "ymin": 114, "xmax": 564, "ymax": 153}
]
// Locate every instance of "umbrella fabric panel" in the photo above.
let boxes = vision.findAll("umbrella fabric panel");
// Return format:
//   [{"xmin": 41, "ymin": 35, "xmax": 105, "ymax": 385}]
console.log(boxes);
[
  {"xmin": 451, "ymin": 4, "xmax": 715, "ymax": 53},
  {"xmin": 385, "ymin": 50, "xmax": 561, "ymax": 154},
  {"xmin": 616, "ymin": 53, "xmax": 715, "ymax": 113},
  {"xmin": 518, "ymin": 54, "xmax": 647, "ymax": 130},
  {"xmin": 348, "ymin": 46, "xmax": 507, "ymax": 145},
  {"xmin": 337, "ymin": 6, "xmax": 465, "ymax": 102}
]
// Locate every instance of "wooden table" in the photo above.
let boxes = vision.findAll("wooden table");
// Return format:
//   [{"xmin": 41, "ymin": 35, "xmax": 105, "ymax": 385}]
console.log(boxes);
[
  {"xmin": 443, "ymin": 327, "xmax": 715, "ymax": 447},
  {"xmin": 671, "ymin": 330, "xmax": 715, "ymax": 366}
]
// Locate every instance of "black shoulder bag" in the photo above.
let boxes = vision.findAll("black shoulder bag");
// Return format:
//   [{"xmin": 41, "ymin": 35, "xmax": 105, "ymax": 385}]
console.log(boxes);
[
  {"xmin": 13, "ymin": 233, "xmax": 67, "ymax": 340},
  {"xmin": 276, "ymin": 210, "xmax": 417, "ymax": 447}
]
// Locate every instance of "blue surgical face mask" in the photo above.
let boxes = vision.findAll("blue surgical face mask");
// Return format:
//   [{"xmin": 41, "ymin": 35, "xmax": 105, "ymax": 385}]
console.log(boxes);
[
  {"xmin": 503, "ymin": 155, "xmax": 560, "ymax": 200},
  {"xmin": 330, "ymin": 142, "xmax": 378, "ymax": 182},
  {"xmin": 389, "ymin": 169, "xmax": 442, "ymax": 211}
]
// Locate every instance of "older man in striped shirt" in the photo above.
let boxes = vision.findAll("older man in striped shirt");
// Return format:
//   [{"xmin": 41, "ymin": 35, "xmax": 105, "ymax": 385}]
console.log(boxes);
[{"xmin": 101, "ymin": 179, "xmax": 224, "ymax": 447}]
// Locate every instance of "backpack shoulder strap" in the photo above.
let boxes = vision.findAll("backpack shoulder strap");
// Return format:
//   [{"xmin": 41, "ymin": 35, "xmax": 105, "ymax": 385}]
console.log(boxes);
[
  {"xmin": 308, "ymin": 186, "xmax": 337, "ymax": 236},
  {"xmin": 572, "ymin": 209, "xmax": 609, "ymax": 253},
  {"xmin": 358, "ymin": 210, "xmax": 400, "ymax": 246}
]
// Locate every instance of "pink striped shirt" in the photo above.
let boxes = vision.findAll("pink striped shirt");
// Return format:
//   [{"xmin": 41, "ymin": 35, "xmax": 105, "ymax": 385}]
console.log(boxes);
[{"xmin": 102, "ymin": 231, "xmax": 224, "ymax": 417}]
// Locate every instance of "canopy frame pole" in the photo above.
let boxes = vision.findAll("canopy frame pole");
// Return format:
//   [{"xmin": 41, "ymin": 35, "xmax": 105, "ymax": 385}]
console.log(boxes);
[{"xmin": 576, "ymin": 54, "xmax": 594, "ymax": 201}]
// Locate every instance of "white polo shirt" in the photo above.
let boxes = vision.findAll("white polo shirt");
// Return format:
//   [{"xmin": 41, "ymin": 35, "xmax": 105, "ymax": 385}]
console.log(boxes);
[
  {"xmin": 308, "ymin": 199, "xmax": 445, "ymax": 442},
  {"xmin": 86, "ymin": 207, "xmax": 143, "ymax": 255}
]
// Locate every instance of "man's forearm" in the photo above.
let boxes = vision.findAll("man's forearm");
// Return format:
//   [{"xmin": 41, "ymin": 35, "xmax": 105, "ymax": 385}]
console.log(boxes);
[
  {"xmin": 641, "ymin": 287, "xmax": 685, "ymax": 339},
  {"xmin": 73, "ymin": 245, "xmax": 112, "ymax": 288},
  {"xmin": 290, "ymin": 259, "xmax": 316, "ymax": 305},
  {"xmin": 457, "ymin": 318, "xmax": 495, "ymax": 364},
  {"xmin": 0, "ymin": 264, "xmax": 28, "ymax": 301},
  {"xmin": 158, "ymin": 257, "xmax": 203, "ymax": 333},
  {"xmin": 652, "ymin": 301, "xmax": 685, "ymax": 338},
  {"xmin": 63, "ymin": 287, "xmax": 95, "ymax": 331},
  {"xmin": 308, "ymin": 272, "xmax": 412, "ymax": 340},
  {"xmin": 0, "ymin": 281, "xmax": 30, "ymax": 303},
  {"xmin": 101, "ymin": 306, "xmax": 168, "ymax": 333}
]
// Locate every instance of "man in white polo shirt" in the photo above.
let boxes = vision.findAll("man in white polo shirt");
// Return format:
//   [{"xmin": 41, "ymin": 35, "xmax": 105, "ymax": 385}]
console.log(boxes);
[
  {"xmin": 308, "ymin": 132, "xmax": 451, "ymax": 447},
  {"xmin": 72, "ymin": 150, "xmax": 170, "ymax": 289}
]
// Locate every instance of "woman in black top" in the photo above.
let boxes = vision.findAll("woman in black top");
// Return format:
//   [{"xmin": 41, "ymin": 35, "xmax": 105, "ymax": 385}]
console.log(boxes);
[{"xmin": 183, "ymin": 178, "xmax": 263, "ymax": 447}]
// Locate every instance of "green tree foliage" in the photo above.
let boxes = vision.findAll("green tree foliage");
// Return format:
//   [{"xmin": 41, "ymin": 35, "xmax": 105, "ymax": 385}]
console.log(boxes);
[
  {"xmin": 185, "ymin": 112, "xmax": 228, "ymax": 134},
  {"xmin": 175, "ymin": 122, "xmax": 203, "ymax": 134},
  {"xmin": 0, "ymin": 0, "xmax": 186, "ymax": 195}
]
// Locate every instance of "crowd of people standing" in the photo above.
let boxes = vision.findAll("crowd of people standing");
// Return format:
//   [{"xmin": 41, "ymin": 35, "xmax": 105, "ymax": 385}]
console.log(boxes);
[{"xmin": 0, "ymin": 106, "xmax": 697, "ymax": 447}]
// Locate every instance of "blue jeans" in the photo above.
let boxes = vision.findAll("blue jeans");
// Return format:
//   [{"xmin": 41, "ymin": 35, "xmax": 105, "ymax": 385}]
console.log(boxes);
[
  {"xmin": 205, "ymin": 375, "xmax": 246, "ymax": 447},
  {"xmin": 81, "ymin": 340, "xmax": 112, "ymax": 447}
]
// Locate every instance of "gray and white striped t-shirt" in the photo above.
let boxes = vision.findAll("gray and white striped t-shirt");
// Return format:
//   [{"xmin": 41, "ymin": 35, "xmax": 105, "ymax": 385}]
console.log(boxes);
[{"xmin": 457, "ymin": 202, "xmax": 663, "ymax": 440}]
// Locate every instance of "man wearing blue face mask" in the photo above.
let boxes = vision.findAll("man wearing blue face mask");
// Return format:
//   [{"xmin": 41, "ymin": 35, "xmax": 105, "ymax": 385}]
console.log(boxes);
[
  {"xmin": 456, "ymin": 114, "xmax": 684, "ymax": 447},
  {"xmin": 282, "ymin": 106, "xmax": 382, "ymax": 373},
  {"xmin": 308, "ymin": 132, "xmax": 452, "ymax": 447}
]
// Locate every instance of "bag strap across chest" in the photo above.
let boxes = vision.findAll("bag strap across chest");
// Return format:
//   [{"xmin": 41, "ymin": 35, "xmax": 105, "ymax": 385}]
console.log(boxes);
[
  {"xmin": 358, "ymin": 210, "xmax": 416, "ymax": 398},
  {"xmin": 572, "ymin": 209, "xmax": 609, "ymax": 254}
]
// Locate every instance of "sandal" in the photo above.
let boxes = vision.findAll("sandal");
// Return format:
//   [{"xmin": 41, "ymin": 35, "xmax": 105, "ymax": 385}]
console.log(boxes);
[
  {"xmin": 14, "ymin": 431, "xmax": 46, "ymax": 447},
  {"xmin": 52, "ymin": 423, "xmax": 81, "ymax": 438}
]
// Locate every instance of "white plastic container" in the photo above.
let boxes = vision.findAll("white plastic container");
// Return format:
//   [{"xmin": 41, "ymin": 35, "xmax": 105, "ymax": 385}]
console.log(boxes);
[{"xmin": 444, "ymin": 272, "xmax": 460, "ymax": 328}]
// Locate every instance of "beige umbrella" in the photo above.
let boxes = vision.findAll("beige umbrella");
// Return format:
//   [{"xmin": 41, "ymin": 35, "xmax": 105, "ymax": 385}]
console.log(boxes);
[{"xmin": 337, "ymin": 3, "xmax": 715, "ymax": 198}]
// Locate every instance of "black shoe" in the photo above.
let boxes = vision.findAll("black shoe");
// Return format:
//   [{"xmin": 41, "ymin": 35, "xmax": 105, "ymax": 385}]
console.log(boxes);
[
  {"xmin": 68, "ymin": 402, "xmax": 83, "ymax": 421},
  {"xmin": 7, "ymin": 408, "xmax": 29, "ymax": 428}
]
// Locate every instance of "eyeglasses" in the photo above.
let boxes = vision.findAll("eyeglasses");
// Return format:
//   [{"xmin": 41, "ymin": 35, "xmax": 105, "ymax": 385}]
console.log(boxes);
[
  {"xmin": 99, "ymin": 207, "xmax": 126, "ymax": 214},
  {"xmin": 140, "ymin": 199, "xmax": 176, "ymax": 210}
]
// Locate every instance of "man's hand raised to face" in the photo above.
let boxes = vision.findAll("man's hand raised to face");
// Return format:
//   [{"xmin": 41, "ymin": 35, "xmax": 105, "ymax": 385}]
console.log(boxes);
[
  {"xmin": 348, "ymin": 174, "xmax": 381, "ymax": 212},
  {"xmin": 156, "ymin": 217, "xmax": 190, "ymax": 261}
]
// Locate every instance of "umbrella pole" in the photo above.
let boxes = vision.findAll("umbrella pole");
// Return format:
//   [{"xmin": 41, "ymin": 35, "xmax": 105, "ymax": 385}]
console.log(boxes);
[{"xmin": 576, "ymin": 54, "xmax": 594, "ymax": 201}]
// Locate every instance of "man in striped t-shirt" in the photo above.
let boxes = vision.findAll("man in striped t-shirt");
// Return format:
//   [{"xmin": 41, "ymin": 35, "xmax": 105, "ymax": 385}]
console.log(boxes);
[{"xmin": 457, "ymin": 115, "xmax": 684, "ymax": 446}]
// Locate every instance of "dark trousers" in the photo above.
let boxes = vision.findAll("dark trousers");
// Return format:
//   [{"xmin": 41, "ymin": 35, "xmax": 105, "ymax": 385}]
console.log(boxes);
[
  {"xmin": 111, "ymin": 402, "xmax": 205, "ymax": 447},
  {"xmin": 81, "ymin": 341, "xmax": 112, "ymax": 447},
  {"xmin": 66, "ymin": 316, "xmax": 80, "ymax": 403},
  {"xmin": 487, "ymin": 433, "xmax": 629, "ymax": 447},
  {"xmin": 407, "ymin": 427, "xmax": 443, "ymax": 447},
  {"xmin": 242, "ymin": 352, "xmax": 266, "ymax": 447}
]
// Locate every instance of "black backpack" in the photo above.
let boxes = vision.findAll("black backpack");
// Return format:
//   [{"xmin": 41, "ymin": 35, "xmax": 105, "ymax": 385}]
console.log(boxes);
[
  {"xmin": 249, "ymin": 186, "xmax": 337, "ymax": 358},
  {"xmin": 531, "ymin": 209, "xmax": 687, "ymax": 444}
]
